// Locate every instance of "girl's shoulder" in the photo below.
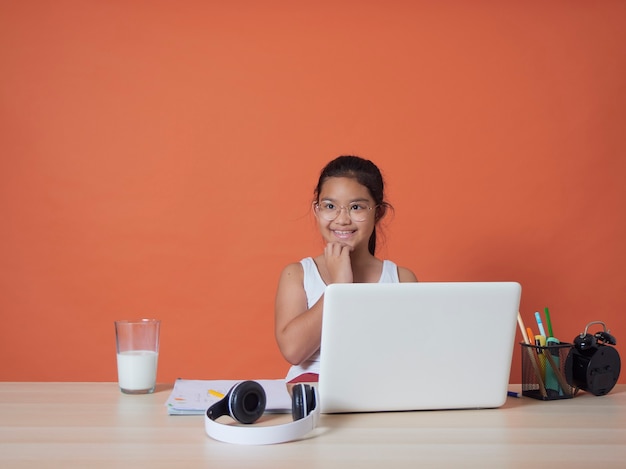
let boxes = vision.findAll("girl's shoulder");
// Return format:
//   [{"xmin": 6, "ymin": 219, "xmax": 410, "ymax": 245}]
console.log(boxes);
[
  {"xmin": 280, "ymin": 261, "xmax": 305, "ymax": 278},
  {"xmin": 397, "ymin": 265, "xmax": 418, "ymax": 282}
]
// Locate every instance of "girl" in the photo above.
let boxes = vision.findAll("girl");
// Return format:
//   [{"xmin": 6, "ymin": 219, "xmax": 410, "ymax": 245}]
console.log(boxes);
[{"xmin": 274, "ymin": 155, "xmax": 418, "ymax": 384}]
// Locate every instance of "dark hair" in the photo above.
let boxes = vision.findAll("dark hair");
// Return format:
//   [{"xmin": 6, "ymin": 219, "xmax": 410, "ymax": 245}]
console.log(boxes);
[{"xmin": 314, "ymin": 155, "xmax": 390, "ymax": 255}]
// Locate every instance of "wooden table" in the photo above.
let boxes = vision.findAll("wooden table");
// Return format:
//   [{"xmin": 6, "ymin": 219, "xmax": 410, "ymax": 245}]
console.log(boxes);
[{"xmin": 1, "ymin": 383, "xmax": 625, "ymax": 467}]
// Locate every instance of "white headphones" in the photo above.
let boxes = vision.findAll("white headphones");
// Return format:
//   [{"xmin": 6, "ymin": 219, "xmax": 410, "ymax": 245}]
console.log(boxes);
[{"xmin": 205, "ymin": 380, "xmax": 320, "ymax": 445}]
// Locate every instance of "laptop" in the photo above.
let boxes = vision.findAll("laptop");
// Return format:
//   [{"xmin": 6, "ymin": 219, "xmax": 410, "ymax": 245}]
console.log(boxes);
[{"xmin": 317, "ymin": 282, "xmax": 521, "ymax": 413}]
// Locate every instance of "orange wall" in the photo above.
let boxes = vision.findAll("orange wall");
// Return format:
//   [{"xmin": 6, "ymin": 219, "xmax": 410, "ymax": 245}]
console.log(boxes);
[{"xmin": 1, "ymin": 1, "xmax": 625, "ymax": 385}]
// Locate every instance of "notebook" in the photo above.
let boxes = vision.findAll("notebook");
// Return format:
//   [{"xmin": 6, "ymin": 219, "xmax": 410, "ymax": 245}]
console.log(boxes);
[{"xmin": 318, "ymin": 282, "xmax": 521, "ymax": 413}]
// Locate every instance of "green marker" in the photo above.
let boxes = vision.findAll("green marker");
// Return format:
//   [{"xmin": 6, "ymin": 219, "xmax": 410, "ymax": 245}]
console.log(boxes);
[{"xmin": 544, "ymin": 307, "xmax": 554, "ymax": 338}]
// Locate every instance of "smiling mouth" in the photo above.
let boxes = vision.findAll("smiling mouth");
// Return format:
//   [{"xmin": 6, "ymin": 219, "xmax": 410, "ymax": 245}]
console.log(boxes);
[{"xmin": 332, "ymin": 230, "xmax": 356, "ymax": 238}]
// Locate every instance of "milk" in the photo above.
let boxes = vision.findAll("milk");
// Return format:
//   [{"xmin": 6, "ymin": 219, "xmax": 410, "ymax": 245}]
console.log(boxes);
[{"xmin": 116, "ymin": 350, "xmax": 158, "ymax": 392}]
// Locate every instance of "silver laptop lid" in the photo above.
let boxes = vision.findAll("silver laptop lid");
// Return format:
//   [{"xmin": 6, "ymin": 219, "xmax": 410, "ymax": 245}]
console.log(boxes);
[{"xmin": 318, "ymin": 282, "xmax": 521, "ymax": 413}]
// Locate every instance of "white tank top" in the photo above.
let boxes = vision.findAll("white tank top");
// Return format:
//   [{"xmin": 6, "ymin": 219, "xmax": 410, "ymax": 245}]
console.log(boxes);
[{"xmin": 284, "ymin": 257, "xmax": 400, "ymax": 382}]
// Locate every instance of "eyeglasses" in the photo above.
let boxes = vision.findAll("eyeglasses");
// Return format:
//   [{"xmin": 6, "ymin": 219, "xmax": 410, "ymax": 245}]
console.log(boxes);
[{"xmin": 314, "ymin": 202, "xmax": 376, "ymax": 222}]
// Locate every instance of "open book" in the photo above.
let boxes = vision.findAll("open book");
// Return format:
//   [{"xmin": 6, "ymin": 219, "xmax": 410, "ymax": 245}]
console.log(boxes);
[{"xmin": 165, "ymin": 378, "xmax": 292, "ymax": 415}]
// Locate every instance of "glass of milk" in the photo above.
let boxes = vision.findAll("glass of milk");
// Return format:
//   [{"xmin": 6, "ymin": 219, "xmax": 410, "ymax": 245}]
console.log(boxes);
[{"xmin": 114, "ymin": 319, "xmax": 160, "ymax": 394}]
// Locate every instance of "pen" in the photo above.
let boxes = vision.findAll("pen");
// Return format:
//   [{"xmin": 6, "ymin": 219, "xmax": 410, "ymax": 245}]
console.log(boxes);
[
  {"xmin": 517, "ymin": 312, "xmax": 530, "ymax": 344},
  {"xmin": 208, "ymin": 389, "xmax": 225, "ymax": 399},
  {"xmin": 544, "ymin": 307, "xmax": 554, "ymax": 338},
  {"xmin": 520, "ymin": 320, "xmax": 548, "ymax": 398},
  {"xmin": 507, "ymin": 391, "xmax": 520, "ymax": 398},
  {"xmin": 535, "ymin": 334, "xmax": 547, "ymax": 381},
  {"xmin": 534, "ymin": 312, "xmax": 546, "ymax": 338}
]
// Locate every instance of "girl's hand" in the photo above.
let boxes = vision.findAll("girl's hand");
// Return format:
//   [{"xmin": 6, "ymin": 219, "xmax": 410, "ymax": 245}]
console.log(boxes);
[{"xmin": 324, "ymin": 242, "xmax": 353, "ymax": 284}]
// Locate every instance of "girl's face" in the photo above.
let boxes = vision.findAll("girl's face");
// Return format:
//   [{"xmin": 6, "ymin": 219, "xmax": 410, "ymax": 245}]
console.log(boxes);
[{"xmin": 314, "ymin": 176, "xmax": 377, "ymax": 252}]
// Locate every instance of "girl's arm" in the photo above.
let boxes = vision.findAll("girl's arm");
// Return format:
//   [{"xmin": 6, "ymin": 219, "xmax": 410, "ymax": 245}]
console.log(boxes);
[{"xmin": 274, "ymin": 263, "xmax": 324, "ymax": 365}]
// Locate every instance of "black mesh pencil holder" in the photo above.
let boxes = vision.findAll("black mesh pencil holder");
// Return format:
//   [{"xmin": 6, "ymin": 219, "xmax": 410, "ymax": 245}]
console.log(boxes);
[{"xmin": 521, "ymin": 342, "xmax": 576, "ymax": 400}]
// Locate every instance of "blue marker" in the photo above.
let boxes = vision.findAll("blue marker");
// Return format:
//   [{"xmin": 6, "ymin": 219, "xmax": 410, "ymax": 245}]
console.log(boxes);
[{"xmin": 534, "ymin": 311, "xmax": 546, "ymax": 338}]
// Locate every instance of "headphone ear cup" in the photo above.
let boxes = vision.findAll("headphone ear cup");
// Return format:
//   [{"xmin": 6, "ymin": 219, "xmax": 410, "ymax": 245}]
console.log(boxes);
[
  {"xmin": 292, "ymin": 384, "xmax": 305, "ymax": 420},
  {"xmin": 292, "ymin": 384, "xmax": 316, "ymax": 421},
  {"xmin": 228, "ymin": 380, "xmax": 267, "ymax": 424}
]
